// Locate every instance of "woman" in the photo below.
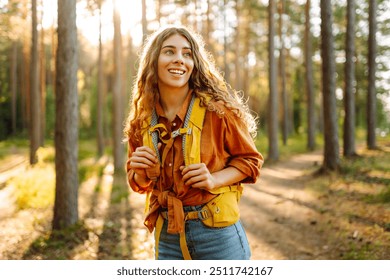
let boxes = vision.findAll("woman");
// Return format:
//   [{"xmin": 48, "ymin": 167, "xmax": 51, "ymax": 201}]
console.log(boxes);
[{"xmin": 124, "ymin": 25, "xmax": 263, "ymax": 260}]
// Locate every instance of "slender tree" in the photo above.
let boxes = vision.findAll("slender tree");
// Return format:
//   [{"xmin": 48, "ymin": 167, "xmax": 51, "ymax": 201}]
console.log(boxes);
[
  {"xmin": 278, "ymin": 0, "xmax": 288, "ymax": 145},
  {"xmin": 268, "ymin": 0, "xmax": 279, "ymax": 161},
  {"xmin": 367, "ymin": 0, "xmax": 377, "ymax": 149},
  {"xmin": 11, "ymin": 41, "xmax": 18, "ymax": 135},
  {"xmin": 305, "ymin": 0, "xmax": 316, "ymax": 151},
  {"xmin": 40, "ymin": 1, "xmax": 46, "ymax": 146},
  {"xmin": 53, "ymin": 0, "xmax": 79, "ymax": 229},
  {"xmin": 113, "ymin": 0, "xmax": 124, "ymax": 170},
  {"xmin": 97, "ymin": 0, "xmax": 104, "ymax": 157},
  {"xmin": 223, "ymin": 0, "xmax": 230, "ymax": 83},
  {"xmin": 343, "ymin": 0, "xmax": 357, "ymax": 157},
  {"xmin": 141, "ymin": 0, "xmax": 147, "ymax": 41},
  {"xmin": 320, "ymin": 0, "xmax": 340, "ymax": 171},
  {"xmin": 30, "ymin": 0, "xmax": 41, "ymax": 164}
]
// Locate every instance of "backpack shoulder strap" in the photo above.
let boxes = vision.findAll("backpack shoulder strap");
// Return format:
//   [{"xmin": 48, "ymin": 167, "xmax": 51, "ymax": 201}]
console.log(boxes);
[{"xmin": 183, "ymin": 96, "xmax": 209, "ymax": 166}]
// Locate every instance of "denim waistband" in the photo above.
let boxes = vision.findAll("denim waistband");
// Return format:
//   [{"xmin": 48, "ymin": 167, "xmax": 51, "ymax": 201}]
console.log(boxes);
[{"xmin": 161, "ymin": 204, "xmax": 204, "ymax": 212}]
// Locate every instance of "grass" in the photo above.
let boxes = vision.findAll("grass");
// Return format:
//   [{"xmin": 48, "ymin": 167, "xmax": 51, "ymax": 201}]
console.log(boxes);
[
  {"xmin": 2, "ymin": 139, "xmax": 109, "ymax": 210},
  {"xmin": 255, "ymin": 130, "xmax": 325, "ymax": 163},
  {"xmin": 304, "ymin": 138, "xmax": 390, "ymax": 259},
  {"xmin": 25, "ymin": 222, "xmax": 89, "ymax": 259},
  {"xmin": 8, "ymin": 147, "xmax": 55, "ymax": 209}
]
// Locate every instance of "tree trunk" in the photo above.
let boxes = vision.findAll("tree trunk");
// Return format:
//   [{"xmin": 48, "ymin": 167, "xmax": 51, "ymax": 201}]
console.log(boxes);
[
  {"xmin": 40, "ymin": 10, "xmax": 46, "ymax": 146},
  {"xmin": 343, "ymin": 0, "xmax": 357, "ymax": 157},
  {"xmin": 97, "ymin": 2, "xmax": 104, "ymax": 157},
  {"xmin": 113, "ymin": 0, "xmax": 125, "ymax": 171},
  {"xmin": 320, "ymin": 0, "xmax": 340, "ymax": 171},
  {"xmin": 278, "ymin": 0, "xmax": 288, "ymax": 146},
  {"xmin": 53, "ymin": 0, "xmax": 79, "ymax": 230},
  {"xmin": 205, "ymin": 0, "xmax": 215, "ymax": 57},
  {"xmin": 11, "ymin": 41, "xmax": 18, "ymax": 135},
  {"xmin": 305, "ymin": 0, "xmax": 316, "ymax": 151},
  {"xmin": 268, "ymin": 0, "xmax": 279, "ymax": 161},
  {"xmin": 157, "ymin": 0, "xmax": 162, "ymax": 27},
  {"xmin": 223, "ymin": 0, "xmax": 230, "ymax": 83},
  {"xmin": 367, "ymin": 0, "xmax": 377, "ymax": 149},
  {"xmin": 234, "ymin": 0, "xmax": 241, "ymax": 91},
  {"xmin": 141, "ymin": 0, "xmax": 147, "ymax": 42},
  {"xmin": 30, "ymin": 0, "xmax": 41, "ymax": 164},
  {"xmin": 242, "ymin": 12, "xmax": 250, "ymax": 97}
]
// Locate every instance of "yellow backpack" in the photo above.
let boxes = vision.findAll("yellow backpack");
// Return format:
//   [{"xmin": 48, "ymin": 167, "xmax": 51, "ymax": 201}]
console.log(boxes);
[
  {"xmin": 142, "ymin": 94, "xmax": 243, "ymax": 260},
  {"xmin": 142, "ymin": 94, "xmax": 242, "ymax": 226}
]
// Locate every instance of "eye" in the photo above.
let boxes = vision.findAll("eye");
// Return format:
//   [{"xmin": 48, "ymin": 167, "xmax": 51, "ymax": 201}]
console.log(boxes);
[
  {"xmin": 163, "ymin": 49, "xmax": 174, "ymax": 55},
  {"xmin": 183, "ymin": 51, "xmax": 192, "ymax": 58}
]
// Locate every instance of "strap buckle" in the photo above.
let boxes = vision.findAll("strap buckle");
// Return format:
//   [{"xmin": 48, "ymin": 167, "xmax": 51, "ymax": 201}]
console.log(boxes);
[
  {"xmin": 171, "ymin": 129, "xmax": 181, "ymax": 138},
  {"xmin": 197, "ymin": 209, "xmax": 209, "ymax": 220},
  {"xmin": 171, "ymin": 128, "xmax": 192, "ymax": 139}
]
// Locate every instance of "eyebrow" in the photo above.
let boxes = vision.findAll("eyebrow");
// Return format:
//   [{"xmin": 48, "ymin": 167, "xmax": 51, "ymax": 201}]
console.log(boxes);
[{"xmin": 161, "ymin": 45, "xmax": 192, "ymax": 50}]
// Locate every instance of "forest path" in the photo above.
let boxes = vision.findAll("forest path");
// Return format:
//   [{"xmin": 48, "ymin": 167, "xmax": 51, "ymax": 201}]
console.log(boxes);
[
  {"xmin": 0, "ymin": 149, "xmax": 333, "ymax": 260},
  {"xmin": 241, "ymin": 150, "xmax": 330, "ymax": 259}
]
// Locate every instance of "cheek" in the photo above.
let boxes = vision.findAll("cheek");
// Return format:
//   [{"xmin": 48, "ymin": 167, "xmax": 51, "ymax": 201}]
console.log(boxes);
[{"xmin": 187, "ymin": 61, "xmax": 195, "ymax": 74}]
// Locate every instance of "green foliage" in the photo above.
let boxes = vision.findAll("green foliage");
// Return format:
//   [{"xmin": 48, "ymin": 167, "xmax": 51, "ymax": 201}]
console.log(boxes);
[
  {"xmin": 0, "ymin": 137, "xmax": 28, "ymax": 158},
  {"xmin": 255, "ymin": 129, "xmax": 324, "ymax": 161}
]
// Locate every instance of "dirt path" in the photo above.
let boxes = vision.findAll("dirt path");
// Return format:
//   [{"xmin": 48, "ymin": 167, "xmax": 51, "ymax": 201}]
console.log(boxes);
[
  {"xmin": 241, "ymin": 151, "xmax": 329, "ymax": 259},
  {"xmin": 0, "ymin": 150, "xmax": 333, "ymax": 260}
]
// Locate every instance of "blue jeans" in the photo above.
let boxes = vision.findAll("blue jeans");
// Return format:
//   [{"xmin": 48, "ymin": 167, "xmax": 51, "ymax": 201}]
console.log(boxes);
[{"xmin": 156, "ymin": 206, "xmax": 251, "ymax": 260}]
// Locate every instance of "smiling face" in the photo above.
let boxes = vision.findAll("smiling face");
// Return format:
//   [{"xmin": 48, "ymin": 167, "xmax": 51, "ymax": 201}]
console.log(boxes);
[{"xmin": 157, "ymin": 34, "xmax": 194, "ymax": 94}]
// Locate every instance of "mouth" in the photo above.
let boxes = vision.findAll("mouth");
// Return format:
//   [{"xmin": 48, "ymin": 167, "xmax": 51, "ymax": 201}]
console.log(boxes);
[{"xmin": 168, "ymin": 69, "xmax": 185, "ymax": 75}]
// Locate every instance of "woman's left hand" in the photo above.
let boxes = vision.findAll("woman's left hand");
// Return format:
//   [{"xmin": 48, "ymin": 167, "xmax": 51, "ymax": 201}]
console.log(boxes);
[{"xmin": 180, "ymin": 163, "xmax": 217, "ymax": 191}]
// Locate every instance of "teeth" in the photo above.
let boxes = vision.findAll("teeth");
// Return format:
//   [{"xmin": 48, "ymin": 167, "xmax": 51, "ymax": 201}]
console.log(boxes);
[{"xmin": 169, "ymin": 69, "xmax": 184, "ymax": 75}]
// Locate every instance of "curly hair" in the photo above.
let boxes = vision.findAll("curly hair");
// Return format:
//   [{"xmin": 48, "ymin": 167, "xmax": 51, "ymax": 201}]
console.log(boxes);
[{"xmin": 124, "ymin": 25, "xmax": 257, "ymax": 141}]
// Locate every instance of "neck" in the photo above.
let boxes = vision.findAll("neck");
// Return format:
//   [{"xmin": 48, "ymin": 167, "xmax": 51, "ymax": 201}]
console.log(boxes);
[{"xmin": 158, "ymin": 85, "xmax": 190, "ymax": 120}]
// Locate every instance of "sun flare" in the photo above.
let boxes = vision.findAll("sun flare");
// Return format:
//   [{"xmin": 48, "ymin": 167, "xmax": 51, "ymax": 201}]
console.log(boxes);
[{"xmin": 42, "ymin": 0, "xmax": 146, "ymax": 46}]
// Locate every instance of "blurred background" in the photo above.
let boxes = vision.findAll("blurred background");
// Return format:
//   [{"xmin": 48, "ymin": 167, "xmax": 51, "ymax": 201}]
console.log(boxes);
[{"xmin": 0, "ymin": 0, "xmax": 389, "ymax": 260}]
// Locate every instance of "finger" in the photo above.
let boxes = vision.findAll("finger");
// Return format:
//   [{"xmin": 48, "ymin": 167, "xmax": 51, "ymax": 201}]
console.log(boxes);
[
  {"xmin": 132, "ymin": 149, "xmax": 158, "ymax": 164},
  {"xmin": 182, "ymin": 168, "xmax": 203, "ymax": 182},
  {"xmin": 130, "ymin": 154, "xmax": 157, "ymax": 167},
  {"xmin": 184, "ymin": 173, "xmax": 208, "ymax": 186},
  {"xmin": 129, "ymin": 161, "xmax": 154, "ymax": 169},
  {"xmin": 181, "ymin": 163, "xmax": 205, "ymax": 175},
  {"xmin": 191, "ymin": 180, "xmax": 209, "ymax": 189}
]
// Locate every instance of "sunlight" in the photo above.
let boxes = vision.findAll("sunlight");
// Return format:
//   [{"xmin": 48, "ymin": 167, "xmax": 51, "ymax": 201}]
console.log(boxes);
[{"xmin": 41, "ymin": 0, "xmax": 145, "ymax": 46}]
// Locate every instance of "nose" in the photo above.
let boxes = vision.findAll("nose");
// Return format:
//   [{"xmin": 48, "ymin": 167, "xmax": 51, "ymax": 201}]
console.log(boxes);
[{"xmin": 173, "ymin": 53, "xmax": 184, "ymax": 64}]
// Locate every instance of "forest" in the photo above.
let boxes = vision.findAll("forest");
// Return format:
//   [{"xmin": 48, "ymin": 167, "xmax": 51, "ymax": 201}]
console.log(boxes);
[{"xmin": 0, "ymin": 0, "xmax": 389, "ymax": 260}]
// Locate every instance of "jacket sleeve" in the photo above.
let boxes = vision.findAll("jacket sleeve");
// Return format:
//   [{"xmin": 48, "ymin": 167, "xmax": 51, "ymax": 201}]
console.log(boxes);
[{"xmin": 222, "ymin": 110, "xmax": 264, "ymax": 184}]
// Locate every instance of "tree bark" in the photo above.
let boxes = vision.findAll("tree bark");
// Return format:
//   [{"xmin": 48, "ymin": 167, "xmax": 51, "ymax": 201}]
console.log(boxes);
[
  {"xmin": 53, "ymin": 0, "xmax": 79, "ymax": 230},
  {"xmin": 40, "ymin": 8, "xmax": 46, "ymax": 146},
  {"xmin": 320, "ymin": 0, "xmax": 340, "ymax": 171},
  {"xmin": 305, "ymin": 0, "xmax": 316, "ymax": 151},
  {"xmin": 367, "ymin": 0, "xmax": 377, "ymax": 149},
  {"xmin": 113, "ymin": 0, "xmax": 125, "ymax": 170},
  {"xmin": 142, "ymin": 0, "xmax": 147, "ymax": 42},
  {"xmin": 278, "ymin": 0, "xmax": 288, "ymax": 146},
  {"xmin": 97, "ymin": 1, "xmax": 104, "ymax": 157},
  {"xmin": 11, "ymin": 41, "xmax": 18, "ymax": 135},
  {"xmin": 343, "ymin": 0, "xmax": 357, "ymax": 157},
  {"xmin": 268, "ymin": 0, "xmax": 279, "ymax": 161},
  {"xmin": 30, "ymin": 0, "xmax": 41, "ymax": 164}
]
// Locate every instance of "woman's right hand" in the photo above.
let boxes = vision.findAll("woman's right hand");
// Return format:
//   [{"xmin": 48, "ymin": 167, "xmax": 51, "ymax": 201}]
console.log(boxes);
[{"xmin": 129, "ymin": 145, "xmax": 160, "ymax": 184}]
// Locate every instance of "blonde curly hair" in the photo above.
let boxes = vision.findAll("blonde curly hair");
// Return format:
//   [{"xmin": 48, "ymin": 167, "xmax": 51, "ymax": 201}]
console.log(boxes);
[{"xmin": 124, "ymin": 25, "xmax": 257, "ymax": 141}]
